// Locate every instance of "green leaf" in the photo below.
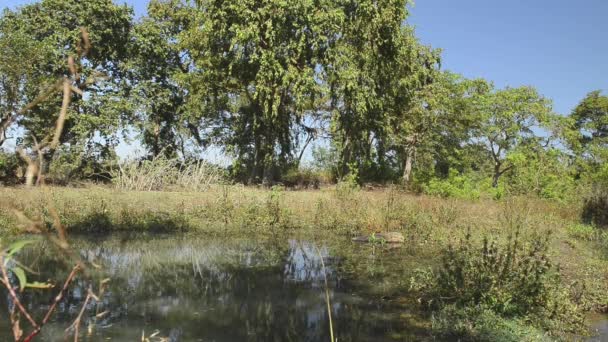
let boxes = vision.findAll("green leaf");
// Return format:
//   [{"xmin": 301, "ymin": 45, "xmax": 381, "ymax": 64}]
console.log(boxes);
[
  {"xmin": 12, "ymin": 267, "xmax": 27, "ymax": 291},
  {"xmin": 4, "ymin": 239, "xmax": 38, "ymax": 267},
  {"xmin": 5, "ymin": 239, "xmax": 38, "ymax": 259}
]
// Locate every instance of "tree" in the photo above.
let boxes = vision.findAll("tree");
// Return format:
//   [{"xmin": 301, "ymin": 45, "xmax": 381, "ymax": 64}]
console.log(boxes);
[
  {"xmin": 323, "ymin": 0, "xmax": 414, "ymax": 181},
  {"xmin": 571, "ymin": 90, "xmax": 608, "ymax": 164},
  {"xmin": 183, "ymin": 0, "xmax": 336, "ymax": 184},
  {"xmin": 0, "ymin": 14, "xmax": 55, "ymax": 148},
  {"xmin": 0, "ymin": 0, "xmax": 132, "ymax": 158},
  {"xmin": 472, "ymin": 86, "xmax": 553, "ymax": 187},
  {"xmin": 386, "ymin": 67, "xmax": 490, "ymax": 184},
  {"xmin": 128, "ymin": 0, "xmax": 195, "ymax": 158}
]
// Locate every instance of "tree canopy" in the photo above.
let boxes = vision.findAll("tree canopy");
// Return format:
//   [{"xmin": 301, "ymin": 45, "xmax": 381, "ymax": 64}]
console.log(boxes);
[{"xmin": 0, "ymin": 0, "xmax": 606, "ymax": 197}]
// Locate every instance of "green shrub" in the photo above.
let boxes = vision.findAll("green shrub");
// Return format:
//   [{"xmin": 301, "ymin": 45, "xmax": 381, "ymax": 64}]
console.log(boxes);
[
  {"xmin": 582, "ymin": 186, "xmax": 608, "ymax": 228},
  {"xmin": 237, "ymin": 186, "xmax": 292, "ymax": 230},
  {"xmin": 335, "ymin": 164, "xmax": 360, "ymax": 198},
  {"xmin": 431, "ymin": 305, "xmax": 551, "ymax": 342},
  {"xmin": 567, "ymin": 223, "xmax": 599, "ymax": 241},
  {"xmin": 537, "ymin": 174, "xmax": 576, "ymax": 202},
  {"xmin": 503, "ymin": 149, "xmax": 577, "ymax": 202},
  {"xmin": 0, "ymin": 151, "xmax": 21, "ymax": 185},
  {"xmin": 424, "ymin": 169, "xmax": 481, "ymax": 200},
  {"xmin": 281, "ymin": 167, "xmax": 321, "ymax": 189},
  {"xmin": 411, "ymin": 230, "xmax": 585, "ymax": 338}
]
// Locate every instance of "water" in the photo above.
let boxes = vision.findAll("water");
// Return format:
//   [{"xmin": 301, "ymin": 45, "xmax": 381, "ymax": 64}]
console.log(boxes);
[
  {"xmin": 0, "ymin": 235, "xmax": 430, "ymax": 341},
  {"xmin": 587, "ymin": 314, "xmax": 608, "ymax": 342}
]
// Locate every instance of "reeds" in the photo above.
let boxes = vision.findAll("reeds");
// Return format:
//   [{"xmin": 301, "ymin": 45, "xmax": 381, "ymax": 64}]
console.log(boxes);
[{"xmin": 111, "ymin": 154, "xmax": 223, "ymax": 191}]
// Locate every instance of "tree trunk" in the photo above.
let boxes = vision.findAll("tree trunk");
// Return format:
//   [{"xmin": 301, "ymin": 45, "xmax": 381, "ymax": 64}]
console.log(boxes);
[
  {"xmin": 402, "ymin": 146, "xmax": 414, "ymax": 184},
  {"xmin": 0, "ymin": 116, "xmax": 11, "ymax": 147},
  {"xmin": 0, "ymin": 129, "xmax": 6, "ymax": 147},
  {"xmin": 249, "ymin": 137, "xmax": 261, "ymax": 185},
  {"xmin": 402, "ymin": 135, "xmax": 418, "ymax": 184},
  {"xmin": 340, "ymin": 136, "xmax": 351, "ymax": 178},
  {"xmin": 262, "ymin": 162, "xmax": 273, "ymax": 187},
  {"xmin": 492, "ymin": 163, "xmax": 501, "ymax": 188},
  {"xmin": 296, "ymin": 132, "xmax": 314, "ymax": 166}
]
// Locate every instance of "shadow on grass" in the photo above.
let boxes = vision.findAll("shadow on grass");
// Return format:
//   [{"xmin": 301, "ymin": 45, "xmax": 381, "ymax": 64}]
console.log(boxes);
[{"xmin": 66, "ymin": 211, "xmax": 192, "ymax": 234}]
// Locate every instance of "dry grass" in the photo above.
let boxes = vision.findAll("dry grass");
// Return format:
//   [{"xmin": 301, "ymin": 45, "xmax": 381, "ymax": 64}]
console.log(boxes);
[
  {"xmin": 110, "ymin": 154, "xmax": 224, "ymax": 191},
  {"xmin": 0, "ymin": 185, "xmax": 581, "ymax": 241}
]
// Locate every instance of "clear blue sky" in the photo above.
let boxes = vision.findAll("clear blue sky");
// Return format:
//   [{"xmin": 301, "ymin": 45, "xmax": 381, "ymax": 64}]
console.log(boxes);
[
  {"xmin": 4, "ymin": 0, "xmax": 607, "ymax": 116},
  {"xmin": 407, "ymin": 0, "xmax": 608, "ymax": 116}
]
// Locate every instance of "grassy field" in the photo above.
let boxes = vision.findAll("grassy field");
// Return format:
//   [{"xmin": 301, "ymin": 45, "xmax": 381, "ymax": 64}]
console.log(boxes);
[
  {"xmin": 0, "ymin": 185, "xmax": 606, "ymax": 339},
  {"xmin": 0, "ymin": 185, "xmax": 581, "ymax": 234}
]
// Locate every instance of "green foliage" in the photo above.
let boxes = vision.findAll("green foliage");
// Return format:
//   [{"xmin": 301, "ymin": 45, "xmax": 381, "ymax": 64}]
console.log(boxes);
[
  {"xmin": 127, "ymin": 0, "xmax": 195, "ymax": 158},
  {"xmin": 571, "ymin": 90, "xmax": 608, "ymax": 160},
  {"xmin": 281, "ymin": 167, "xmax": 322, "ymax": 189},
  {"xmin": 423, "ymin": 169, "xmax": 481, "ymax": 200},
  {"xmin": 411, "ymin": 230, "xmax": 585, "ymax": 337},
  {"xmin": 566, "ymin": 223, "xmax": 603, "ymax": 241},
  {"xmin": 311, "ymin": 145, "xmax": 340, "ymax": 181},
  {"xmin": 431, "ymin": 305, "xmax": 551, "ymax": 342},
  {"xmin": 335, "ymin": 164, "xmax": 360, "ymax": 199},
  {"xmin": 0, "ymin": 0, "xmax": 604, "ymax": 195},
  {"xmin": 47, "ymin": 143, "xmax": 117, "ymax": 184},
  {"xmin": 0, "ymin": 151, "xmax": 21, "ymax": 184},
  {"xmin": 504, "ymin": 148, "xmax": 577, "ymax": 201},
  {"xmin": 0, "ymin": 0, "xmax": 133, "ymax": 147},
  {"xmin": 582, "ymin": 186, "xmax": 608, "ymax": 227},
  {"xmin": 326, "ymin": 8, "xmax": 437, "ymax": 182},
  {"xmin": 181, "ymin": 0, "xmax": 346, "ymax": 184}
]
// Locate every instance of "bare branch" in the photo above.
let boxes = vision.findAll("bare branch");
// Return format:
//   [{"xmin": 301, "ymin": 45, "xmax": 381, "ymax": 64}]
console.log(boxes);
[{"xmin": 23, "ymin": 263, "xmax": 82, "ymax": 342}]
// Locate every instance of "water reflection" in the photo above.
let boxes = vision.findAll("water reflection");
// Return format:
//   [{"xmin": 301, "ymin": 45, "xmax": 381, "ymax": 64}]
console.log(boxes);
[{"xmin": 0, "ymin": 235, "xmax": 421, "ymax": 341}]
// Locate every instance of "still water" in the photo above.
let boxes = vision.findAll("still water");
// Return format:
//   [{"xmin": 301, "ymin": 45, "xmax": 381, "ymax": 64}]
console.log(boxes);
[
  {"xmin": 587, "ymin": 314, "xmax": 608, "ymax": 342},
  {"xmin": 0, "ymin": 235, "xmax": 429, "ymax": 341}
]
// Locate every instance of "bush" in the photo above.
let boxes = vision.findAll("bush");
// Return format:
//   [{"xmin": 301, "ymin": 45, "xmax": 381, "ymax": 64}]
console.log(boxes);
[
  {"xmin": 537, "ymin": 174, "xmax": 576, "ymax": 202},
  {"xmin": 431, "ymin": 305, "xmax": 551, "ymax": 342},
  {"xmin": 567, "ymin": 223, "xmax": 600, "ymax": 241},
  {"xmin": 335, "ymin": 166, "xmax": 360, "ymax": 199},
  {"xmin": 582, "ymin": 186, "xmax": 608, "ymax": 228},
  {"xmin": 281, "ymin": 167, "xmax": 322, "ymax": 189},
  {"xmin": 411, "ymin": 230, "xmax": 585, "ymax": 338},
  {"xmin": 0, "ymin": 151, "xmax": 21, "ymax": 185},
  {"xmin": 424, "ymin": 169, "xmax": 481, "ymax": 200},
  {"xmin": 47, "ymin": 145, "xmax": 116, "ymax": 185}
]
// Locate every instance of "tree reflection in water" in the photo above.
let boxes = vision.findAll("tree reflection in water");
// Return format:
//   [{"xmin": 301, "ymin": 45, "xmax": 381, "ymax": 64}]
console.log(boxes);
[{"xmin": 1, "ymin": 235, "xmax": 426, "ymax": 341}]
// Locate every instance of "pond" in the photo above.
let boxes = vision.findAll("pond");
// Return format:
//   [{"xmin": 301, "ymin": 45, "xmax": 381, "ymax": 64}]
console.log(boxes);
[
  {"xmin": 587, "ymin": 313, "xmax": 608, "ymax": 342},
  {"xmin": 0, "ymin": 235, "xmax": 432, "ymax": 341}
]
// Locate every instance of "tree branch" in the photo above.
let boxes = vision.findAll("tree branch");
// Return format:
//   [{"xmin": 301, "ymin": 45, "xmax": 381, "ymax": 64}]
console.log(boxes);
[{"xmin": 23, "ymin": 263, "xmax": 82, "ymax": 342}]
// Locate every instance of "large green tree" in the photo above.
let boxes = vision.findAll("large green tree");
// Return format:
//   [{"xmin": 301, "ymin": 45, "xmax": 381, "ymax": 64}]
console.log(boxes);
[
  {"xmin": 472, "ymin": 86, "xmax": 553, "ymax": 187},
  {"xmin": 128, "ymin": 0, "xmax": 195, "ymax": 158},
  {"xmin": 324, "ymin": 0, "xmax": 414, "ymax": 181},
  {"xmin": 0, "ymin": 0, "xmax": 132, "ymax": 155},
  {"xmin": 386, "ymin": 68, "xmax": 490, "ymax": 184},
  {"xmin": 571, "ymin": 90, "xmax": 608, "ymax": 163},
  {"xmin": 182, "ymin": 0, "xmax": 338, "ymax": 184},
  {"xmin": 0, "ymin": 27, "xmax": 50, "ymax": 147},
  {"xmin": 562, "ymin": 90, "xmax": 608, "ymax": 187}
]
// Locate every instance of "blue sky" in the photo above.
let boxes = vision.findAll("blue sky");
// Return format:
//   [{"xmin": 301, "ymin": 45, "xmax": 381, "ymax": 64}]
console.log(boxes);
[
  {"xmin": 407, "ymin": 0, "xmax": 608, "ymax": 116},
  {"xmin": 4, "ymin": 0, "xmax": 606, "ymax": 116}
]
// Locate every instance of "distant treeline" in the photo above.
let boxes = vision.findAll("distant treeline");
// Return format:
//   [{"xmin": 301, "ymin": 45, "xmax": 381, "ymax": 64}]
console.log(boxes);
[{"xmin": 0, "ymin": 0, "xmax": 606, "ymax": 197}]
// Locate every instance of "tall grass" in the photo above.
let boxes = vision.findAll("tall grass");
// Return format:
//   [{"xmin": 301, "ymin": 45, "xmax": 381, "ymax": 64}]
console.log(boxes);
[{"xmin": 111, "ymin": 154, "xmax": 224, "ymax": 191}]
